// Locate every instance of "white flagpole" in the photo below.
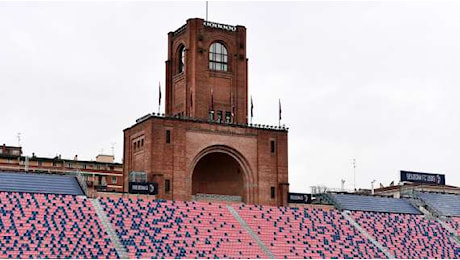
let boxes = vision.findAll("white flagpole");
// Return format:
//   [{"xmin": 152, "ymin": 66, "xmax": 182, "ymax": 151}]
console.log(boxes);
[{"xmin": 206, "ymin": 1, "xmax": 208, "ymax": 21}]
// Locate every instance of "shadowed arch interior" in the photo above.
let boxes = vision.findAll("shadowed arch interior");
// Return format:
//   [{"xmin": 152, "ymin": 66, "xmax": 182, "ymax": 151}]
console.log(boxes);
[{"xmin": 192, "ymin": 152, "xmax": 244, "ymax": 197}]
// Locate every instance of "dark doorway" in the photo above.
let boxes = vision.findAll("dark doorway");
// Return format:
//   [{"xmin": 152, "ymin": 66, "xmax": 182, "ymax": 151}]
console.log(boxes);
[{"xmin": 192, "ymin": 152, "xmax": 244, "ymax": 199}]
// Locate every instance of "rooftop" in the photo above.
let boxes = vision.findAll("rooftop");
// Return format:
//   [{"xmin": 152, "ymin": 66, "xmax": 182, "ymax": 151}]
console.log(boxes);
[{"xmin": 129, "ymin": 113, "xmax": 289, "ymax": 132}]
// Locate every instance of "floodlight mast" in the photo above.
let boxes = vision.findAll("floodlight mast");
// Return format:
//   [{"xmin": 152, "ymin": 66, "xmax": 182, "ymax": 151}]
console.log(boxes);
[
  {"xmin": 17, "ymin": 133, "xmax": 21, "ymax": 147},
  {"xmin": 353, "ymin": 158, "xmax": 356, "ymax": 191},
  {"xmin": 371, "ymin": 179, "xmax": 376, "ymax": 195}
]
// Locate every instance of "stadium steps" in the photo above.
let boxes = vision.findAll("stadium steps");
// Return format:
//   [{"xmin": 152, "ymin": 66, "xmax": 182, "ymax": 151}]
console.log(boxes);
[
  {"xmin": 436, "ymin": 219, "xmax": 460, "ymax": 246},
  {"xmin": 408, "ymin": 195, "xmax": 444, "ymax": 218},
  {"xmin": 226, "ymin": 205, "xmax": 275, "ymax": 259},
  {"xmin": 91, "ymin": 198, "xmax": 129, "ymax": 259},
  {"xmin": 0, "ymin": 171, "xmax": 83, "ymax": 195},
  {"xmin": 405, "ymin": 197, "xmax": 438, "ymax": 219},
  {"xmin": 322, "ymin": 193, "xmax": 343, "ymax": 210},
  {"xmin": 415, "ymin": 192, "xmax": 460, "ymax": 217},
  {"xmin": 341, "ymin": 210, "xmax": 394, "ymax": 258}
]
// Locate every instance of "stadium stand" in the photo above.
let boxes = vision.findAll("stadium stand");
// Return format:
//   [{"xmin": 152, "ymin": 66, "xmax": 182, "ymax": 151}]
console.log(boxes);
[
  {"xmin": 329, "ymin": 193, "xmax": 420, "ymax": 214},
  {"xmin": 0, "ymin": 172, "xmax": 83, "ymax": 195},
  {"xmin": 447, "ymin": 217, "xmax": 460, "ymax": 236},
  {"xmin": 0, "ymin": 192, "xmax": 118, "ymax": 258},
  {"xmin": 235, "ymin": 204, "xmax": 387, "ymax": 259},
  {"xmin": 0, "ymin": 187, "xmax": 459, "ymax": 259},
  {"xmin": 416, "ymin": 191, "xmax": 460, "ymax": 217},
  {"xmin": 350, "ymin": 211, "xmax": 459, "ymax": 258},
  {"xmin": 99, "ymin": 197, "xmax": 268, "ymax": 259}
]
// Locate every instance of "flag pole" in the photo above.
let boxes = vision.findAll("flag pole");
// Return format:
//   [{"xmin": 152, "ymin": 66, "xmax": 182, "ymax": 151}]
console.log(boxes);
[
  {"xmin": 278, "ymin": 98, "xmax": 281, "ymax": 127},
  {"xmin": 206, "ymin": 1, "xmax": 208, "ymax": 21},
  {"xmin": 250, "ymin": 95, "xmax": 254, "ymax": 124},
  {"xmin": 158, "ymin": 82, "xmax": 161, "ymax": 114}
]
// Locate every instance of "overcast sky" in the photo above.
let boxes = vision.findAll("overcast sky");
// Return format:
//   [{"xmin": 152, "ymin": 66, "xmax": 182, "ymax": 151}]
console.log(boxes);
[{"xmin": 1, "ymin": 1, "xmax": 460, "ymax": 192}]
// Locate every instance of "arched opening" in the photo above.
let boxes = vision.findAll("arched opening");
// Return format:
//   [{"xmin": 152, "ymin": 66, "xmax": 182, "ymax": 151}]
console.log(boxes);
[
  {"xmin": 192, "ymin": 152, "xmax": 244, "ymax": 202},
  {"xmin": 178, "ymin": 45, "xmax": 185, "ymax": 73}
]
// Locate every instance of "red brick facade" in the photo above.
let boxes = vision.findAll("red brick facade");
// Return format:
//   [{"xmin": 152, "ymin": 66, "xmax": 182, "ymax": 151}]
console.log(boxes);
[
  {"xmin": 123, "ymin": 18, "xmax": 289, "ymax": 206},
  {"xmin": 166, "ymin": 18, "xmax": 248, "ymax": 123}
]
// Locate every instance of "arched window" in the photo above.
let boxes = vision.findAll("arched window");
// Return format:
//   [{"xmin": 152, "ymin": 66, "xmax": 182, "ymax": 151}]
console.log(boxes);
[
  {"xmin": 209, "ymin": 42, "xmax": 228, "ymax": 71},
  {"xmin": 178, "ymin": 45, "xmax": 185, "ymax": 73}
]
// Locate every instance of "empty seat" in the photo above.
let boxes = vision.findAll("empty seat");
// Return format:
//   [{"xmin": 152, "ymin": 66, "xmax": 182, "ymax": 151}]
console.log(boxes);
[
  {"xmin": 350, "ymin": 211, "xmax": 459, "ymax": 258},
  {"xmin": 330, "ymin": 193, "xmax": 420, "ymax": 214},
  {"xmin": 416, "ymin": 192, "xmax": 460, "ymax": 217},
  {"xmin": 0, "ymin": 192, "xmax": 118, "ymax": 259},
  {"xmin": 235, "ymin": 204, "xmax": 386, "ymax": 259},
  {"xmin": 99, "ymin": 197, "xmax": 266, "ymax": 259}
]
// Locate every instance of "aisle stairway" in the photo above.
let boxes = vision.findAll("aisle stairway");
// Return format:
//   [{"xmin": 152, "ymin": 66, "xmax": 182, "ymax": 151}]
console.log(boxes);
[{"xmin": 91, "ymin": 199, "xmax": 128, "ymax": 259}]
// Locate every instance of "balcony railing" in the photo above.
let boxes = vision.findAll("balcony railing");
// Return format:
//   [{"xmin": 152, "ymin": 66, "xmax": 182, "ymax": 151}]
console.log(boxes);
[{"xmin": 135, "ymin": 112, "xmax": 289, "ymax": 132}]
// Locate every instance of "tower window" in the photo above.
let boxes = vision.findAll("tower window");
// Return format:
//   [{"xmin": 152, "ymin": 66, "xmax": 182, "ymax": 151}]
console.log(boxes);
[
  {"xmin": 179, "ymin": 45, "xmax": 185, "ymax": 73},
  {"xmin": 209, "ymin": 110, "xmax": 215, "ymax": 121},
  {"xmin": 217, "ymin": 111, "xmax": 223, "ymax": 123},
  {"xmin": 225, "ymin": 111, "xmax": 231, "ymax": 123},
  {"xmin": 165, "ymin": 179, "xmax": 171, "ymax": 193},
  {"xmin": 209, "ymin": 42, "xmax": 228, "ymax": 71},
  {"xmin": 271, "ymin": 187, "xmax": 276, "ymax": 199},
  {"xmin": 270, "ymin": 140, "xmax": 276, "ymax": 154},
  {"xmin": 166, "ymin": 130, "xmax": 171, "ymax": 144}
]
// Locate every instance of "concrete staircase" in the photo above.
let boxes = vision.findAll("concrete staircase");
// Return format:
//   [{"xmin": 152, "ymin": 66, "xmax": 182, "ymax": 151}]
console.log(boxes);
[
  {"xmin": 436, "ymin": 219, "xmax": 460, "ymax": 246},
  {"xmin": 226, "ymin": 205, "xmax": 275, "ymax": 259},
  {"xmin": 91, "ymin": 199, "xmax": 128, "ymax": 259},
  {"xmin": 409, "ymin": 198, "xmax": 460, "ymax": 247},
  {"xmin": 341, "ymin": 211, "xmax": 395, "ymax": 259}
]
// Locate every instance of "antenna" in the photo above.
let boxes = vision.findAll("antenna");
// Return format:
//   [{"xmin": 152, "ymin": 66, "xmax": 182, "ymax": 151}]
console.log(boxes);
[
  {"xmin": 206, "ymin": 1, "xmax": 208, "ymax": 21},
  {"xmin": 111, "ymin": 142, "xmax": 116, "ymax": 156},
  {"xmin": 17, "ymin": 133, "xmax": 21, "ymax": 147}
]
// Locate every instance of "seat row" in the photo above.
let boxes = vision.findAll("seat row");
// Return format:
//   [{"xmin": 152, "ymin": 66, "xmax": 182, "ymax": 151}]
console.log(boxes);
[
  {"xmin": 99, "ymin": 197, "xmax": 267, "ymax": 259},
  {"xmin": 1, "ymin": 191, "xmax": 459, "ymax": 259},
  {"xmin": 350, "ymin": 211, "xmax": 459, "ymax": 258},
  {"xmin": 0, "ymin": 192, "xmax": 119, "ymax": 259}
]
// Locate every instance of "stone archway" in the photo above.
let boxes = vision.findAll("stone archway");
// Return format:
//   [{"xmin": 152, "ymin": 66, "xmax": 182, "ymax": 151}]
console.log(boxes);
[{"xmin": 190, "ymin": 145, "xmax": 254, "ymax": 203}]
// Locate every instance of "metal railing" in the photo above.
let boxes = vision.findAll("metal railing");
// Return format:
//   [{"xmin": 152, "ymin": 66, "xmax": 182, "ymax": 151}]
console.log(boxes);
[
  {"xmin": 193, "ymin": 193, "xmax": 242, "ymax": 202},
  {"xmin": 310, "ymin": 185, "xmax": 355, "ymax": 194},
  {"xmin": 135, "ymin": 112, "xmax": 289, "ymax": 132}
]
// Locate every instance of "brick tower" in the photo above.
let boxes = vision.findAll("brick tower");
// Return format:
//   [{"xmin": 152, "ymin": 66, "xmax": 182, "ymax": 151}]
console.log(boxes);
[
  {"xmin": 123, "ymin": 18, "xmax": 289, "ymax": 206},
  {"xmin": 166, "ymin": 18, "xmax": 248, "ymax": 124}
]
